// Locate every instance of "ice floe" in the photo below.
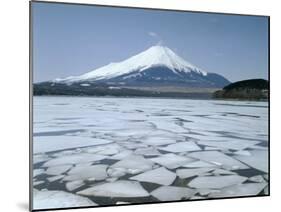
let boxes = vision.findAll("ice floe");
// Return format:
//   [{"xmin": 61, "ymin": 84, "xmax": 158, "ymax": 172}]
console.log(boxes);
[
  {"xmin": 109, "ymin": 150, "xmax": 133, "ymax": 160},
  {"xmin": 204, "ymin": 146, "xmax": 222, "ymax": 151},
  {"xmin": 33, "ymin": 190, "xmax": 96, "ymax": 210},
  {"xmin": 46, "ymin": 165, "xmax": 72, "ymax": 176},
  {"xmin": 84, "ymin": 144, "xmax": 121, "ymax": 155},
  {"xmin": 212, "ymin": 169, "xmax": 236, "ymax": 175},
  {"xmin": 249, "ymin": 175, "xmax": 265, "ymax": 183},
  {"xmin": 159, "ymin": 141, "xmax": 201, "ymax": 153},
  {"xmin": 188, "ymin": 151, "xmax": 249, "ymax": 170},
  {"xmin": 111, "ymin": 155, "xmax": 154, "ymax": 174},
  {"xmin": 197, "ymin": 188, "xmax": 219, "ymax": 196},
  {"xmin": 134, "ymin": 147, "xmax": 161, "ymax": 156},
  {"xmin": 234, "ymin": 150, "xmax": 268, "ymax": 173},
  {"xmin": 141, "ymin": 136, "xmax": 177, "ymax": 146},
  {"xmin": 33, "ymin": 154, "xmax": 49, "ymax": 164},
  {"xmin": 234, "ymin": 150, "xmax": 251, "ymax": 156},
  {"xmin": 208, "ymin": 182, "xmax": 267, "ymax": 198},
  {"xmin": 130, "ymin": 167, "xmax": 176, "ymax": 185},
  {"xmin": 176, "ymin": 168, "xmax": 214, "ymax": 179},
  {"xmin": 34, "ymin": 136, "xmax": 112, "ymax": 154},
  {"xmin": 64, "ymin": 164, "xmax": 108, "ymax": 181},
  {"xmin": 119, "ymin": 142, "xmax": 148, "ymax": 150},
  {"xmin": 188, "ymin": 175, "xmax": 247, "ymax": 189},
  {"xmin": 66, "ymin": 180, "xmax": 85, "ymax": 191},
  {"xmin": 34, "ymin": 169, "xmax": 45, "ymax": 177},
  {"xmin": 34, "ymin": 181, "xmax": 44, "ymax": 186},
  {"xmin": 106, "ymin": 177, "xmax": 118, "ymax": 182},
  {"xmin": 196, "ymin": 140, "xmax": 260, "ymax": 151},
  {"xmin": 43, "ymin": 153, "xmax": 107, "ymax": 167},
  {"xmin": 151, "ymin": 120, "xmax": 188, "ymax": 134},
  {"xmin": 47, "ymin": 175, "xmax": 64, "ymax": 182},
  {"xmin": 77, "ymin": 180, "xmax": 149, "ymax": 197},
  {"xmin": 151, "ymin": 186, "xmax": 196, "ymax": 201},
  {"xmin": 107, "ymin": 168, "xmax": 126, "ymax": 178},
  {"xmin": 182, "ymin": 160, "xmax": 217, "ymax": 168},
  {"xmin": 150, "ymin": 153, "xmax": 195, "ymax": 169}
]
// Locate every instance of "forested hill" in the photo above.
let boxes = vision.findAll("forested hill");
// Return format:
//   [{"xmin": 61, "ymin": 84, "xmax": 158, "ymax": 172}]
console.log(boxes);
[{"xmin": 213, "ymin": 79, "xmax": 269, "ymax": 100}]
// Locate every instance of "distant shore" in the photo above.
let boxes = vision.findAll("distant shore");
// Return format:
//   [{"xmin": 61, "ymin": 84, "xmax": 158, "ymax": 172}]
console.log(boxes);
[
  {"xmin": 33, "ymin": 79, "xmax": 269, "ymax": 101},
  {"xmin": 213, "ymin": 79, "xmax": 269, "ymax": 101}
]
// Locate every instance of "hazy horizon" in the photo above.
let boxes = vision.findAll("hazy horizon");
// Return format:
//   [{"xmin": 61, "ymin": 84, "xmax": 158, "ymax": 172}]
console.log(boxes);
[{"xmin": 32, "ymin": 2, "xmax": 269, "ymax": 83}]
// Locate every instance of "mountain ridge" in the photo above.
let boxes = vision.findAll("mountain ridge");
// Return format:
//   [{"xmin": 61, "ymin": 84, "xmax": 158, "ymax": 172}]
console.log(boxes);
[
  {"xmin": 34, "ymin": 45, "xmax": 232, "ymax": 98},
  {"xmin": 51, "ymin": 45, "xmax": 230, "ymax": 88}
]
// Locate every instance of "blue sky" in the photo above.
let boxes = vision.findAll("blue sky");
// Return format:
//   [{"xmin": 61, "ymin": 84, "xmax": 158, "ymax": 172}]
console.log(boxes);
[{"xmin": 32, "ymin": 2, "xmax": 269, "ymax": 83}]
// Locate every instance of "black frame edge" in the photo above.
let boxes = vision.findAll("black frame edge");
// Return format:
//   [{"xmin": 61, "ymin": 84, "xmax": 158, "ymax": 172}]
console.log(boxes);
[
  {"xmin": 29, "ymin": 1, "xmax": 34, "ymax": 211},
  {"xmin": 31, "ymin": 0, "xmax": 269, "ymax": 18},
  {"xmin": 29, "ymin": 1, "xmax": 270, "ymax": 211}
]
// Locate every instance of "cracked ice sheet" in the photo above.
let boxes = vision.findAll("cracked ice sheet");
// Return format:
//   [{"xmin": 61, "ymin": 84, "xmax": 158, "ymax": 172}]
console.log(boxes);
[
  {"xmin": 34, "ymin": 135, "xmax": 113, "ymax": 154},
  {"xmin": 108, "ymin": 128, "xmax": 154, "ymax": 137},
  {"xmin": 188, "ymin": 151, "xmax": 249, "ymax": 170},
  {"xmin": 46, "ymin": 165, "xmax": 72, "ymax": 176},
  {"xmin": 212, "ymin": 169, "xmax": 236, "ymax": 175},
  {"xmin": 33, "ymin": 190, "xmax": 97, "ymax": 210},
  {"xmin": 196, "ymin": 139, "xmax": 261, "ymax": 151},
  {"xmin": 184, "ymin": 112, "xmax": 267, "ymax": 139},
  {"xmin": 189, "ymin": 130, "xmax": 266, "ymax": 144},
  {"xmin": 249, "ymin": 175, "xmax": 265, "ymax": 183},
  {"xmin": 109, "ymin": 150, "xmax": 133, "ymax": 160},
  {"xmin": 107, "ymin": 168, "xmax": 126, "ymax": 178},
  {"xmin": 150, "ymin": 119, "xmax": 188, "ymax": 134},
  {"xmin": 234, "ymin": 150, "xmax": 268, "ymax": 173},
  {"xmin": 151, "ymin": 186, "xmax": 196, "ymax": 201},
  {"xmin": 83, "ymin": 143, "xmax": 121, "ymax": 155},
  {"xmin": 159, "ymin": 141, "xmax": 201, "ymax": 153},
  {"xmin": 234, "ymin": 150, "xmax": 251, "ymax": 156},
  {"xmin": 130, "ymin": 167, "xmax": 176, "ymax": 185},
  {"xmin": 77, "ymin": 180, "xmax": 149, "ymax": 197},
  {"xmin": 176, "ymin": 168, "xmax": 214, "ymax": 179},
  {"xmin": 47, "ymin": 175, "xmax": 64, "ymax": 182},
  {"xmin": 33, "ymin": 154, "xmax": 49, "ymax": 164},
  {"xmin": 182, "ymin": 160, "xmax": 218, "ymax": 168},
  {"xmin": 33, "ymin": 125, "xmax": 87, "ymax": 134},
  {"xmin": 141, "ymin": 136, "xmax": 177, "ymax": 146},
  {"xmin": 208, "ymin": 182, "xmax": 267, "ymax": 198},
  {"xmin": 150, "ymin": 153, "xmax": 195, "ymax": 169},
  {"xmin": 34, "ymin": 169, "xmax": 45, "ymax": 177},
  {"xmin": 66, "ymin": 180, "xmax": 85, "ymax": 191},
  {"xmin": 111, "ymin": 155, "xmax": 154, "ymax": 174},
  {"xmin": 140, "ymin": 130, "xmax": 185, "ymax": 146},
  {"xmin": 34, "ymin": 181, "xmax": 44, "ymax": 186},
  {"xmin": 134, "ymin": 147, "xmax": 161, "ymax": 156},
  {"xmin": 43, "ymin": 153, "xmax": 107, "ymax": 167},
  {"xmin": 87, "ymin": 119, "xmax": 154, "ymax": 136},
  {"xmin": 64, "ymin": 164, "xmax": 108, "ymax": 181},
  {"xmin": 118, "ymin": 142, "xmax": 148, "ymax": 150},
  {"xmin": 188, "ymin": 175, "xmax": 248, "ymax": 189}
]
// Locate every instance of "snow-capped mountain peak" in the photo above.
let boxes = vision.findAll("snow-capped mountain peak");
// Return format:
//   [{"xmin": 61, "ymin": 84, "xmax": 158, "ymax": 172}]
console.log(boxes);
[{"xmin": 54, "ymin": 45, "xmax": 207, "ymax": 83}]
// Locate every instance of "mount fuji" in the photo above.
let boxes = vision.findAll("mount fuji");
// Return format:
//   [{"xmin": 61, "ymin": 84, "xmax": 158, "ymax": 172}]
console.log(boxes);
[
  {"xmin": 52, "ymin": 45, "xmax": 230, "ymax": 88},
  {"xmin": 34, "ymin": 46, "xmax": 231, "ymax": 97}
]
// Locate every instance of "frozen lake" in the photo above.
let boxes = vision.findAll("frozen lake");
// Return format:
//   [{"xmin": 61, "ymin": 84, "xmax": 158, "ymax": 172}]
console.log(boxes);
[{"xmin": 32, "ymin": 96, "xmax": 269, "ymax": 210}]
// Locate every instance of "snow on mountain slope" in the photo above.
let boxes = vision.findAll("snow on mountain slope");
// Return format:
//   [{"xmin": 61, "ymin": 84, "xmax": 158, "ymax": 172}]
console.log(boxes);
[{"xmin": 54, "ymin": 46, "xmax": 207, "ymax": 83}]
